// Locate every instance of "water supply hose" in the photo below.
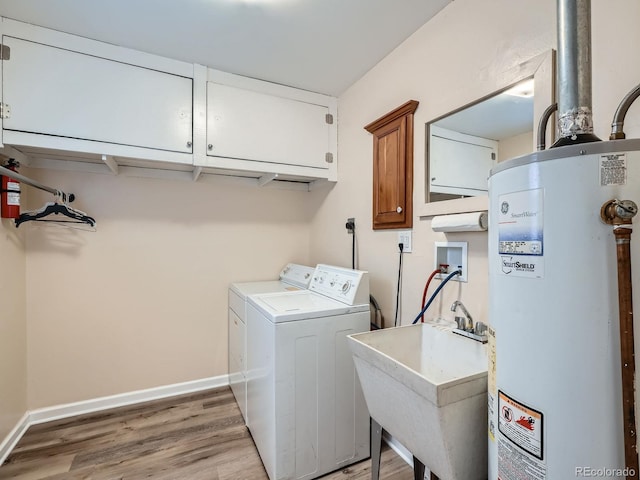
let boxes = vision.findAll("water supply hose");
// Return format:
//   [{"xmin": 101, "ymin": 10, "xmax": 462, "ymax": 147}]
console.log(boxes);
[
  {"xmin": 610, "ymin": 83, "xmax": 640, "ymax": 140},
  {"xmin": 412, "ymin": 270, "xmax": 461, "ymax": 324},
  {"xmin": 601, "ymin": 199, "xmax": 639, "ymax": 477},
  {"xmin": 419, "ymin": 268, "xmax": 442, "ymax": 323},
  {"xmin": 537, "ymin": 103, "xmax": 558, "ymax": 151}
]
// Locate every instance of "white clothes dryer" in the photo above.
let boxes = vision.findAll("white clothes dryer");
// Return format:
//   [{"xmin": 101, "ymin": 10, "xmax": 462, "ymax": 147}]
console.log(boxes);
[
  {"xmin": 228, "ymin": 263, "xmax": 314, "ymax": 423},
  {"xmin": 246, "ymin": 264, "xmax": 370, "ymax": 480}
]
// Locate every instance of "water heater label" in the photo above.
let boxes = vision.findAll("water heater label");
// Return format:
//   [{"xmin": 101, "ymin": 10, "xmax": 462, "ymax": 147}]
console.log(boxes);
[
  {"xmin": 497, "ymin": 189, "xmax": 544, "ymax": 278},
  {"xmin": 600, "ymin": 153, "xmax": 627, "ymax": 186},
  {"xmin": 498, "ymin": 390, "xmax": 546, "ymax": 480}
]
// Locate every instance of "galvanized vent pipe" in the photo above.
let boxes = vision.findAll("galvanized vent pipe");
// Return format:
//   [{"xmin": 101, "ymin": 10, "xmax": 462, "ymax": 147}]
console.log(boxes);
[{"xmin": 554, "ymin": 0, "xmax": 600, "ymax": 146}]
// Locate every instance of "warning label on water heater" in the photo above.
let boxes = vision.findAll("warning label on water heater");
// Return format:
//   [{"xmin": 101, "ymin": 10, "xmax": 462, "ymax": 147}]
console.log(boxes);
[
  {"xmin": 600, "ymin": 153, "xmax": 627, "ymax": 186},
  {"xmin": 498, "ymin": 391, "xmax": 546, "ymax": 480},
  {"xmin": 498, "ymin": 189, "xmax": 544, "ymax": 278}
]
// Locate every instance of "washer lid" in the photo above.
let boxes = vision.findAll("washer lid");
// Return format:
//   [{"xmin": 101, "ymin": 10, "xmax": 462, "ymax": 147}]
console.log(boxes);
[
  {"xmin": 230, "ymin": 280, "xmax": 303, "ymax": 299},
  {"xmin": 248, "ymin": 290, "xmax": 369, "ymax": 323}
]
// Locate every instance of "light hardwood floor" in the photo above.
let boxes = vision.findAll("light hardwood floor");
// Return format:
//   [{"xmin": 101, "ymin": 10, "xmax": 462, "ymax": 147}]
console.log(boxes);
[{"xmin": 0, "ymin": 386, "xmax": 415, "ymax": 479}]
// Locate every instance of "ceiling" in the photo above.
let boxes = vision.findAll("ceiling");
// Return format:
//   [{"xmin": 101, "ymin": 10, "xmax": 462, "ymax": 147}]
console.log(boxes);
[
  {"xmin": 435, "ymin": 88, "xmax": 535, "ymax": 141},
  {"xmin": 0, "ymin": 0, "xmax": 452, "ymax": 96}
]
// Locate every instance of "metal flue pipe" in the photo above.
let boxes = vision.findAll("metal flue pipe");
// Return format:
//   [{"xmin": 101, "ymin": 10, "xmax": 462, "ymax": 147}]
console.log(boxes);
[{"xmin": 554, "ymin": 0, "xmax": 600, "ymax": 146}]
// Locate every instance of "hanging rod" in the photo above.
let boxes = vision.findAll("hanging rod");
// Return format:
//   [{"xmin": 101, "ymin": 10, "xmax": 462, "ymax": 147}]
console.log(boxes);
[{"xmin": 0, "ymin": 164, "xmax": 74, "ymax": 203}]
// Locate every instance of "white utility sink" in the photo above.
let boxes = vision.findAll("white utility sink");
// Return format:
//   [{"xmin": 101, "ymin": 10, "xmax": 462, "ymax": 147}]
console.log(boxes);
[{"xmin": 348, "ymin": 323, "xmax": 488, "ymax": 480}]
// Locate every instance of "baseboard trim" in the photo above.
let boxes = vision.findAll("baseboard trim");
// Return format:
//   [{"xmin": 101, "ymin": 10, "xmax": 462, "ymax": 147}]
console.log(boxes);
[
  {"xmin": 29, "ymin": 375, "xmax": 229, "ymax": 425},
  {"xmin": 0, "ymin": 375, "xmax": 229, "ymax": 465},
  {"xmin": 0, "ymin": 413, "xmax": 30, "ymax": 466}
]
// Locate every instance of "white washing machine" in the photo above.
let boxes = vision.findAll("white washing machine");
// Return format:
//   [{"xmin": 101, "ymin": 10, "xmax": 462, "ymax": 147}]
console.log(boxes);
[
  {"xmin": 246, "ymin": 264, "xmax": 371, "ymax": 480},
  {"xmin": 228, "ymin": 263, "xmax": 315, "ymax": 423}
]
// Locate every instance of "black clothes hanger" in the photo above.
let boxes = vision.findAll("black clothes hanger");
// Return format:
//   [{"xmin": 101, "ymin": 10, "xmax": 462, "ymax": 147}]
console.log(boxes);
[
  {"xmin": 0, "ymin": 161, "xmax": 96, "ymax": 230},
  {"xmin": 15, "ymin": 198, "xmax": 96, "ymax": 229}
]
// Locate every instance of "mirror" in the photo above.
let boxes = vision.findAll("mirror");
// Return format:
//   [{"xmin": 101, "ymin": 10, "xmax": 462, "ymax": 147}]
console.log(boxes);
[
  {"xmin": 427, "ymin": 78, "xmax": 534, "ymax": 202},
  {"xmin": 419, "ymin": 49, "xmax": 555, "ymax": 216}
]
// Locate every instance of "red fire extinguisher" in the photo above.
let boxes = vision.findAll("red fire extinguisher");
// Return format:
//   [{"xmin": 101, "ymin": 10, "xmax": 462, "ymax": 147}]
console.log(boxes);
[{"xmin": 1, "ymin": 159, "xmax": 20, "ymax": 219}]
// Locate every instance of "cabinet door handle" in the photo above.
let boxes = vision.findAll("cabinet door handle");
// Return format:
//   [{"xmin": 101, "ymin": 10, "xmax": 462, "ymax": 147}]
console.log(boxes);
[
  {"xmin": 208, "ymin": 144, "xmax": 213, "ymax": 150},
  {"xmin": 186, "ymin": 141, "xmax": 193, "ymax": 148},
  {"xmin": 397, "ymin": 206, "xmax": 403, "ymax": 213}
]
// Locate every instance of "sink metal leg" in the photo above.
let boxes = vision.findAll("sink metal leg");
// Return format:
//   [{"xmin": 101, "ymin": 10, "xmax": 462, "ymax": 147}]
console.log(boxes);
[
  {"xmin": 370, "ymin": 420, "xmax": 439, "ymax": 480},
  {"xmin": 413, "ymin": 456, "xmax": 425, "ymax": 480},
  {"xmin": 371, "ymin": 418, "xmax": 383, "ymax": 480}
]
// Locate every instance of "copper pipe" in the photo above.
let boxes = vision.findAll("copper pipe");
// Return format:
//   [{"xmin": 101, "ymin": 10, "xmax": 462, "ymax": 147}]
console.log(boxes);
[{"xmin": 614, "ymin": 225, "xmax": 639, "ymax": 478}]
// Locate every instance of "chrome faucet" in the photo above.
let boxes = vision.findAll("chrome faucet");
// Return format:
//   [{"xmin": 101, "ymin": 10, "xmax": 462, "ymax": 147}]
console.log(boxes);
[
  {"xmin": 450, "ymin": 300, "xmax": 488, "ymax": 343},
  {"xmin": 451, "ymin": 300, "xmax": 473, "ymax": 331}
]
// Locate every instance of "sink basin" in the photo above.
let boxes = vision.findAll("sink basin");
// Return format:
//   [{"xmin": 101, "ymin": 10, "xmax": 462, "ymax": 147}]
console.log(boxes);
[{"xmin": 348, "ymin": 323, "xmax": 487, "ymax": 480}]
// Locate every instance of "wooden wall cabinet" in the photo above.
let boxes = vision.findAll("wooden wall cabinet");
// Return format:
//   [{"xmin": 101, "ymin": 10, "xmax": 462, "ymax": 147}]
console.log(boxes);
[{"xmin": 365, "ymin": 100, "xmax": 418, "ymax": 230}]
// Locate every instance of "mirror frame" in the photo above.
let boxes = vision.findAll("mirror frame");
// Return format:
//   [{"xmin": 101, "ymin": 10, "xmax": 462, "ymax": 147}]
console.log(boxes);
[{"xmin": 417, "ymin": 49, "xmax": 556, "ymax": 218}]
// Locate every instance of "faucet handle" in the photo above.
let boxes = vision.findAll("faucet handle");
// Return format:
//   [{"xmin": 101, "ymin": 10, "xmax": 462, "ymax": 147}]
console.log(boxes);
[
  {"xmin": 454, "ymin": 316, "xmax": 467, "ymax": 330},
  {"xmin": 474, "ymin": 321, "xmax": 488, "ymax": 335}
]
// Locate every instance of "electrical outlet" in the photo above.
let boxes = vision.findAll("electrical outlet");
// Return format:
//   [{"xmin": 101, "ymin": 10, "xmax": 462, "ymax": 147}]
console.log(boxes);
[
  {"xmin": 398, "ymin": 231, "xmax": 412, "ymax": 253},
  {"xmin": 346, "ymin": 217, "xmax": 355, "ymax": 234}
]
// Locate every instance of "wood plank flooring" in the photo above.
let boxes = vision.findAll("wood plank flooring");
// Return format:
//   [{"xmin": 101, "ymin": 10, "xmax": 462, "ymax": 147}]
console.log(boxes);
[{"xmin": 0, "ymin": 386, "xmax": 415, "ymax": 479}]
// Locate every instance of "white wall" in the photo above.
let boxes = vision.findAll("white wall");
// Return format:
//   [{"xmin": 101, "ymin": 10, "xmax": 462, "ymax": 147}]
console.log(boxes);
[
  {"xmin": 311, "ymin": 0, "xmax": 640, "ymax": 329},
  {"xmin": 0, "ymin": 214, "xmax": 26, "ymax": 442},
  {"xmin": 23, "ymin": 169, "xmax": 315, "ymax": 408},
  {"xmin": 499, "ymin": 130, "xmax": 533, "ymax": 163},
  {"xmin": 4, "ymin": 0, "xmax": 640, "ymax": 415}
]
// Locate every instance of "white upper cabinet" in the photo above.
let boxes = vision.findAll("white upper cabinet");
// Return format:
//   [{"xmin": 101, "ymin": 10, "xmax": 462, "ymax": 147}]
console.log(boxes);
[
  {"xmin": 0, "ymin": 18, "xmax": 194, "ymax": 167},
  {"xmin": 207, "ymin": 83, "xmax": 329, "ymax": 169},
  {"xmin": 194, "ymin": 68, "xmax": 337, "ymax": 183},
  {"xmin": 429, "ymin": 125, "xmax": 497, "ymax": 196},
  {"xmin": 0, "ymin": 18, "xmax": 339, "ymax": 185}
]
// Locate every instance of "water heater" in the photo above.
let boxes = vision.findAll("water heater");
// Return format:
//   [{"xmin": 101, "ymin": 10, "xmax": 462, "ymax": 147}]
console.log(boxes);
[{"xmin": 488, "ymin": 139, "xmax": 640, "ymax": 479}]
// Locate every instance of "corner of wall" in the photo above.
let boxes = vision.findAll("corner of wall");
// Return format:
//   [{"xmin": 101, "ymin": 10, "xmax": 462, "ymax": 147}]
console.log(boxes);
[{"xmin": 0, "ymin": 217, "xmax": 27, "ymax": 458}]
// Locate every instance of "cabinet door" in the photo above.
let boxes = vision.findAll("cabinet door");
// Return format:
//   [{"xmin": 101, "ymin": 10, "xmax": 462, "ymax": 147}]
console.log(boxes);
[
  {"xmin": 2, "ymin": 36, "xmax": 193, "ymax": 153},
  {"xmin": 372, "ymin": 116, "xmax": 409, "ymax": 226},
  {"xmin": 429, "ymin": 125, "xmax": 497, "ymax": 195},
  {"xmin": 365, "ymin": 100, "xmax": 418, "ymax": 230},
  {"xmin": 207, "ymin": 82, "xmax": 330, "ymax": 169}
]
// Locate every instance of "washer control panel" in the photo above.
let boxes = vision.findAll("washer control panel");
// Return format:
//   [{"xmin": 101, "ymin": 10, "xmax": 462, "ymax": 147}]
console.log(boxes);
[
  {"xmin": 279, "ymin": 264, "xmax": 315, "ymax": 289},
  {"xmin": 309, "ymin": 264, "xmax": 369, "ymax": 305}
]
